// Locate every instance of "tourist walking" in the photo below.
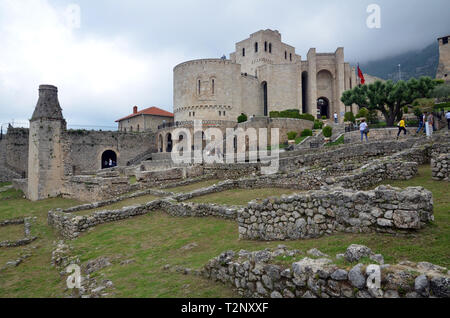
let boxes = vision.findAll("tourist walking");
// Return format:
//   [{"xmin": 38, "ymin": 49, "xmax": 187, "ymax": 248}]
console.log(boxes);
[
  {"xmin": 416, "ymin": 112, "xmax": 426, "ymax": 134},
  {"xmin": 397, "ymin": 117, "xmax": 407, "ymax": 139},
  {"xmin": 425, "ymin": 112, "xmax": 434, "ymax": 138},
  {"xmin": 446, "ymin": 110, "xmax": 450, "ymax": 130},
  {"xmin": 360, "ymin": 119, "xmax": 369, "ymax": 142},
  {"xmin": 334, "ymin": 112, "xmax": 338, "ymax": 124}
]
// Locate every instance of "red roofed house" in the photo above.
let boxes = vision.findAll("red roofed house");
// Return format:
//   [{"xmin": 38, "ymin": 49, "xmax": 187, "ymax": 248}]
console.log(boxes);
[{"xmin": 116, "ymin": 106, "xmax": 174, "ymax": 132}]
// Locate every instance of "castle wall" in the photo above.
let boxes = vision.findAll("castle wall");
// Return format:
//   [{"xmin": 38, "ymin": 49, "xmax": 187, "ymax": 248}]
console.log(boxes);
[
  {"xmin": 232, "ymin": 29, "xmax": 299, "ymax": 76},
  {"xmin": 173, "ymin": 59, "xmax": 242, "ymax": 122},
  {"xmin": 63, "ymin": 130, "xmax": 156, "ymax": 174},
  {"xmin": 3, "ymin": 127, "xmax": 29, "ymax": 177},
  {"xmin": 258, "ymin": 64, "xmax": 300, "ymax": 113}
]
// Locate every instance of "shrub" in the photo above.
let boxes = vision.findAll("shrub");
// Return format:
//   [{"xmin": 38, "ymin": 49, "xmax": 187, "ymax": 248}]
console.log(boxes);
[
  {"xmin": 301, "ymin": 129, "xmax": 313, "ymax": 137},
  {"xmin": 403, "ymin": 106, "xmax": 409, "ymax": 114},
  {"xmin": 321, "ymin": 116, "xmax": 327, "ymax": 120},
  {"xmin": 287, "ymin": 131, "xmax": 297, "ymax": 140},
  {"xmin": 237, "ymin": 113, "xmax": 247, "ymax": 123},
  {"xmin": 344, "ymin": 112, "xmax": 355, "ymax": 123},
  {"xmin": 322, "ymin": 125, "xmax": 333, "ymax": 138},
  {"xmin": 356, "ymin": 107, "xmax": 369, "ymax": 119},
  {"xmin": 269, "ymin": 111, "xmax": 280, "ymax": 118},
  {"xmin": 434, "ymin": 102, "xmax": 450, "ymax": 110},
  {"xmin": 313, "ymin": 119, "xmax": 324, "ymax": 129},
  {"xmin": 298, "ymin": 113, "xmax": 315, "ymax": 122}
]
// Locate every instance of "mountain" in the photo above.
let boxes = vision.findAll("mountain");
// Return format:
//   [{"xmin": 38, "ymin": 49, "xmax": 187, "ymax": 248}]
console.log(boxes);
[{"xmin": 358, "ymin": 41, "xmax": 439, "ymax": 82}]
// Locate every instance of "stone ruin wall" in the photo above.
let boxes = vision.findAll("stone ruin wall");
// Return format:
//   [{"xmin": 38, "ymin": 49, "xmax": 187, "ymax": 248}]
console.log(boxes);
[
  {"xmin": 62, "ymin": 130, "xmax": 156, "ymax": 175},
  {"xmin": 1, "ymin": 127, "xmax": 29, "ymax": 179},
  {"xmin": 0, "ymin": 127, "xmax": 156, "ymax": 183},
  {"xmin": 238, "ymin": 186, "xmax": 433, "ymax": 241},
  {"xmin": 202, "ymin": 246, "xmax": 449, "ymax": 298},
  {"xmin": 343, "ymin": 127, "xmax": 417, "ymax": 144},
  {"xmin": 431, "ymin": 142, "xmax": 449, "ymax": 181}
]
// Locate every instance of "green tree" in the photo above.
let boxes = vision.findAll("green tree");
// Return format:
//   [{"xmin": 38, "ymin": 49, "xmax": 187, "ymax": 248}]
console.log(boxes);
[
  {"xmin": 432, "ymin": 82, "xmax": 450, "ymax": 102},
  {"xmin": 341, "ymin": 77, "xmax": 439, "ymax": 126}
]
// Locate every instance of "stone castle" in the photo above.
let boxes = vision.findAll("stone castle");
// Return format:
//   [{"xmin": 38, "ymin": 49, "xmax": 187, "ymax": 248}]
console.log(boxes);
[
  {"xmin": 174, "ymin": 29, "xmax": 356, "ymax": 123},
  {"xmin": 436, "ymin": 35, "xmax": 450, "ymax": 82}
]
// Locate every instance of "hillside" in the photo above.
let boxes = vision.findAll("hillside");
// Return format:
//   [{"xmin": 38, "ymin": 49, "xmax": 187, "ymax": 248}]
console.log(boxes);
[{"xmin": 358, "ymin": 41, "xmax": 439, "ymax": 81}]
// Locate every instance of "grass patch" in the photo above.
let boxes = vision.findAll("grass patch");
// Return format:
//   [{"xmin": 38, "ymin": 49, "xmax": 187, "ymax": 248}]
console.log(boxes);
[
  {"xmin": 0, "ymin": 224, "xmax": 25, "ymax": 242},
  {"xmin": 129, "ymin": 176, "xmax": 137, "ymax": 185},
  {"xmin": 187, "ymin": 188, "xmax": 301, "ymax": 206},
  {"xmin": 0, "ymin": 164, "xmax": 448, "ymax": 298},
  {"xmin": 165, "ymin": 179, "xmax": 222, "ymax": 193},
  {"xmin": 75, "ymin": 194, "xmax": 160, "ymax": 216},
  {"xmin": 0, "ymin": 193, "xmax": 82, "ymax": 298},
  {"xmin": 0, "ymin": 182, "xmax": 12, "ymax": 187}
]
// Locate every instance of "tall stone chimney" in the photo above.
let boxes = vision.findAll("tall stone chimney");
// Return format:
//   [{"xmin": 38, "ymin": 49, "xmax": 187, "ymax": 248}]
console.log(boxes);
[
  {"xmin": 133, "ymin": 106, "xmax": 138, "ymax": 114},
  {"xmin": 27, "ymin": 85, "xmax": 66, "ymax": 201}
]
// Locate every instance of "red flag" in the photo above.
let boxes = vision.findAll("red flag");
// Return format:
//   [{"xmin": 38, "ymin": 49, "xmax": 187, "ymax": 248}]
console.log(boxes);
[{"xmin": 357, "ymin": 65, "xmax": 366, "ymax": 85}]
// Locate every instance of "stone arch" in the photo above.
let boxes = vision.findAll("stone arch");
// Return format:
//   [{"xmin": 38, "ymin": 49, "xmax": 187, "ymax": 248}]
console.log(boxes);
[
  {"xmin": 316, "ymin": 69, "xmax": 334, "ymax": 118},
  {"xmin": 101, "ymin": 149, "xmax": 118, "ymax": 169},
  {"xmin": 317, "ymin": 97, "xmax": 330, "ymax": 119}
]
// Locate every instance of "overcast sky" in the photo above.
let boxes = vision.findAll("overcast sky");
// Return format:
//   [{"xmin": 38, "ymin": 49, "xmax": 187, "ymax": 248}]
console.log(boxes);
[{"xmin": 1, "ymin": 0, "xmax": 449, "ymax": 129}]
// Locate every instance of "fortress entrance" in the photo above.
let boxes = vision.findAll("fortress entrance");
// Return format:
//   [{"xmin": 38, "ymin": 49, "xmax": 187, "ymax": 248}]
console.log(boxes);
[
  {"xmin": 101, "ymin": 150, "xmax": 117, "ymax": 169},
  {"xmin": 317, "ymin": 97, "xmax": 329, "ymax": 119}
]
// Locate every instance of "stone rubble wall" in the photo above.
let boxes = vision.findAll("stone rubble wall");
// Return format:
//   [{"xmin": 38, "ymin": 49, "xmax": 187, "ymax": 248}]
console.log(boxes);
[
  {"xmin": 62, "ymin": 175, "xmax": 137, "ymax": 202},
  {"xmin": 202, "ymin": 246, "xmax": 449, "ymax": 298},
  {"xmin": 158, "ymin": 174, "xmax": 216, "ymax": 189},
  {"xmin": 203, "ymin": 163, "xmax": 260, "ymax": 179},
  {"xmin": 48, "ymin": 198, "xmax": 240, "ymax": 239},
  {"xmin": 431, "ymin": 142, "xmax": 449, "ymax": 181},
  {"xmin": 238, "ymin": 185, "xmax": 434, "ymax": 241},
  {"xmin": 343, "ymin": 127, "xmax": 417, "ymax": 144},
  {"xmin": 0, "ymin": 217, "xmax": 38, "ymax": 248},
  {"xmin": 279, "ymin": 139, "xmax": 421, "ymax": 171}
]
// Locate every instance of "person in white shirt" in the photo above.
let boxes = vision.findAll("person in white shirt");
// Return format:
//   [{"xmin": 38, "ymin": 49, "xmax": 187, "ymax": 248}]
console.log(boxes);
[
  {"xmin": 426, "ymin": 113, "xmax": 434, "ymax": 138},
  {"xmin": 446, "ymin": 111, "xmax": 450, "ymax": 130},
  {"xmin": 334, "ymin": 112, "xmax": 338, "ymax": 124},
  {"xmin": 360, "ymin": 119, "xmax": 368, "ymax": 142}
]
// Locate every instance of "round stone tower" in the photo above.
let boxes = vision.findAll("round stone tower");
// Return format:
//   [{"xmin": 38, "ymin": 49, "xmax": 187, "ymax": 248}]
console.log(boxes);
[{"xmin": 27, "ymin": 85, "xmax": 66, "ymax": 201}]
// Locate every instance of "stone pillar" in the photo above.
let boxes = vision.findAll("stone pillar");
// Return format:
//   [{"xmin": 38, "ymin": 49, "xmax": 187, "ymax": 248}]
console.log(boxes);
[
  {"xmin": 335, "ymin": 48, "xmax": 345, "ymax": 123},
  {"xmin": 27, "ymin": 85, "xmax": 66, "ymax": 201},
  {"xmin": 307, "ymin": 49, "xmax": 317, "ymax": 116}
]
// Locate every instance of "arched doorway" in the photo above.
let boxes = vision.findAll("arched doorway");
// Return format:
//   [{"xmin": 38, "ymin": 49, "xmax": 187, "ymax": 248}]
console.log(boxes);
[
  {"xmin": 261, "ymin": 81, "xmax": 268, "ymax": 116},
  {"xmin": 166, "ymin": 133, "xmax": 173, "ymax": 153},
  {"xmin": 101, "ymin": 150, "xmax": 117, "ymax": 169},
  {"xmin": 317, "ymin": 97, "xmax": 329, "ymax": 119}
]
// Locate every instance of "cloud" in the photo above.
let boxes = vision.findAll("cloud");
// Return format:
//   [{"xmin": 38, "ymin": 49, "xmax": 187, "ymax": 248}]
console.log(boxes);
[
  {"xmin": 0, "ymin": 0, "xmax": 185, "ymax": 128},
  {"xmin": 0, "ymin": 0, "xmax": 449, "ymax": 128}
]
